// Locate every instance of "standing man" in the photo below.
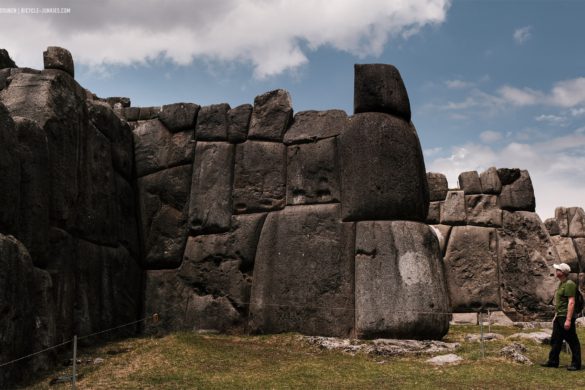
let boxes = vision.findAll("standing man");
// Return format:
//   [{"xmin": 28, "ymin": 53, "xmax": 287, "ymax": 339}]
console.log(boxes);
[{"xmin": 541, "ymin": 263, "xmax": 581, "ymax": 371}]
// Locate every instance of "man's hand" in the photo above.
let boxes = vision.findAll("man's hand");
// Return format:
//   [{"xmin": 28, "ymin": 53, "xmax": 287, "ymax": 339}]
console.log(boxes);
[{"xmin": 565, "ymin": 318, "xmax": 571, "ymax": 330}]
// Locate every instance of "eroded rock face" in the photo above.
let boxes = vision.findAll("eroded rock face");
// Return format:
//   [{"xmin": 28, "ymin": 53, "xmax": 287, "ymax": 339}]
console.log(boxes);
[
  {"xmin": 444, "ymin": 226, "xmax": 500, "ymax": 311},
  {"xmin": 550, "ymin": 236, "xmax": 579, "ymax": 272},
  {"xmin": 465, "ymin": 195, "xmax": 502, "ymax": 227},
  {"xmin": 354, "ymin": 221, "xmax": 450, "ymax": 340},
  {"xmin": 249, "ymin": 204, "xmax": 355, "ymax": 337},
  {"xmin": 284, "ymin": 110, "xmax": 348, "ymax": 144},
  {"xmin": 498, "ymin": 211, "xmax": 558, "ymax": 320},
  {"xmin": 339, "ymin": 112, "xmax": 428, "ymax": 222},
  {"xmin": 0, "ymin": 103, "xmax": 20, "ymax": 235},
  {"xmin": 43, "ymin": 46, "xmax": 74, "ymax": 77}
]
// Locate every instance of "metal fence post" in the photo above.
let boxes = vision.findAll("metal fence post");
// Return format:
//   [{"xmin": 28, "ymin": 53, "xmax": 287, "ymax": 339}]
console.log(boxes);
[{"xmin": 72, "ymin": 335, "xmax": 77, "ymax": 390}]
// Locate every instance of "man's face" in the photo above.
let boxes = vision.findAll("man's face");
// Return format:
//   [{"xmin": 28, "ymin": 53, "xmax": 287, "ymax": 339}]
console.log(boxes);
[{"xmin": 556, "ymin": 269, "xmax": 566, "ymax": 279}]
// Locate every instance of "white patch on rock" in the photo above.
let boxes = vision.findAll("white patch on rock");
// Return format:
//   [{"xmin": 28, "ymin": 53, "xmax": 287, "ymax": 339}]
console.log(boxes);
[
  {"xmin": 398, "ymin": 251, "xmax": 430, "ymax": 286},
  {"xmin": 426, "ymin": 354, "xmax": 462, "ymax": 365}
]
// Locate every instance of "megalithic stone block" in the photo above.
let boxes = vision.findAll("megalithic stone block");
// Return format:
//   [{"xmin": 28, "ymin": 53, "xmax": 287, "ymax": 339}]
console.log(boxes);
[
  {"xmin": 458, "ymin": 171, "xmax": 482, "ymax": 195},
  {"xmin": 189, "ymin": 141, "xmax": 234, "ymax": 234},
  {"xmin": 283, "ymin": 109, "xmax": 348, "ymax": 145},
  {"xmin": 158, "ymin": 103, "xmax": 200, "ymax": 133},
  {"xmin": 249, "ymin": 204, "xmax": 355, "ymax": 337},
  {"xmin": 568, "ymin": 207, "xmax": 585, "ymax": 238},
  {"xmin": 43, "ymin": 46, "xmax": 74, "ymax": 77},
  {"xmin": 550, "ymin": 236, "xmax": 579, "ymax": 272},
  {"xmin": 499, "ymin": 170, "xmax": 535, "ymax": 212},
  {"xmin": 248, "ymin": 89, "xmax": 293, "ymax": 142},
  {"xmin": 427, "ymin": 172, "xmax": 449, "ymax": 201},
  {"xmin": 227, "ymin": 104, "xmax": 252, "ymax": 144},
  {"xmin": 479, "ymin": 167, "xmax": 502, "ymax": 194},
  {"xmin": 440, "ymin": 190, "xmax": 466, "ymax": 225},
  {"xmin": 339, "ymin": 112, "xmax": 429, "ymax": 222},
  {"xmin": 354, "ymin": 64, "xmax": 411, "ymax": 121},
  {"xmin": 444, "ymin": 226, "xmax": 500, "ymax": 311},
  {"xmin": 196, "ymin": 103, "xmax": 230, "ymax": 141},
  {"xmin": 555, "ymin": 207, "xmax": 570, "ymax": 237},
  {"xmin": 0, "ymin": 103, "xmax": 20, "ymax": 235},
  {"xmin": 0, "ymin": 48, "xmax": 17, "ymax": 69},
  {"xmin": 544, "ymin": 218, "xmax": 560, "ymax": 236},
  {"xmin": 354, "ymin": 221, "xmax": 450, "ymax": 340}
]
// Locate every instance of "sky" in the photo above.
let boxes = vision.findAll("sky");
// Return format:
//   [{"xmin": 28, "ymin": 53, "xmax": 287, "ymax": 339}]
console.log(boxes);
[{"xmin": 1, "ymin": 0, "xmax": 584, "ymax": 220}]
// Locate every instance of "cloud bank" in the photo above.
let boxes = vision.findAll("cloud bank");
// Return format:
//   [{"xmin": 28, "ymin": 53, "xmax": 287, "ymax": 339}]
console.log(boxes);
[{"xmin": 0, "ymin": 0, "xmax": 451, "ymax": 78}]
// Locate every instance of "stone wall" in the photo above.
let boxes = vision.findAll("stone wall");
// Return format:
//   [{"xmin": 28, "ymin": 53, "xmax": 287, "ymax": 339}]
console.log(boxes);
[
  {"xmin": 427, "ymin": 169, "xmax": 584, "ymax": 321},
  {"xmin": 0, "ymin": 47, "xmax": 142, "ymax": 387}
]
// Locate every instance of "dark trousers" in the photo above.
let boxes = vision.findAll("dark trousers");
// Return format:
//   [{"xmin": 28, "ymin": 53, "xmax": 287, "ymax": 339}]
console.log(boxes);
[{"xmin": 548, "ymin": 316, "xmax": 581, "ymax": 368}]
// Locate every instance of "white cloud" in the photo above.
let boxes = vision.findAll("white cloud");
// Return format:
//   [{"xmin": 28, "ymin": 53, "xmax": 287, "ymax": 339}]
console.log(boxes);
[
  {"xmin": 513, "ymin": 26, "xmax": 532, "ymax": 45},
  {"xmin": 479, "ymin": 130, "xmax": 502, "ymax": 143},
  {"xmin": 571, "ymin": 107, "xmax": 585, "ymax": 117},
  {"xmin": 445, "ymin": 79, "xmax": 473, "ymax": 89},
  {"xmin": 535, "ymin": 114, "xmax": 568, "ymax": 126},
  {"xmin": 0, "ymin": 0, "xmax": 452, "ymax": 78},
  {"xmin": 498, "ymin": 78, "xmax": 585, "ymax": 108},
  {"xmin": 498, "ymin": 85, "xmax": 543, "ymax": 106},
  {"xmin": 426, "ymin": 131, "xmax": 585, "ymax": 219}
]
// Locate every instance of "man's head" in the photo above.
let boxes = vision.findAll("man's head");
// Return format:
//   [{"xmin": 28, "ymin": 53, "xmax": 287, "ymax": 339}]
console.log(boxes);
[{"xmin": 553, "ymin": 263, "xmax": 571, "ymax": 279}]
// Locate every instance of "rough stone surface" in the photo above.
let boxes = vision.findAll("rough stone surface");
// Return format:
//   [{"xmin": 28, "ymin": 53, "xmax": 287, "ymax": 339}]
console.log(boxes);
[
  {"xmin": 450, "ymin": 313, "xmax": 478, "ymax": 325},
  {"xmin": 498, "ymin": 211, "xmax": 558, "ymax": 320},
  {"xmin": 87, "ymin": 100, "xmax": 134, "ymax": 180},
  {"xmin": 233, "ymin": 141, "xmax": 286, "ymax": 213},
  {"xmin": 283, "ymin": 110, "xmax": 348, "ymax": 144},
  {"xmin": 179, "ymin": 213, "xmax": 266, "ymax": 311},
  {"xmin": 479, "ymin": 167, "xmax": 502, "ymax": 194},
  {"xmin": 248, "ymin": 89, "xmax": 293, "ymax": 142},
  {"xmin": 427, "ymin": 172, "xmax": 448, "ymax": 201},
  {"xmin": 550, "ymin": 236, "xmax": 579, "ymax": 272},
  {"xmin": 426, "ymin": 354, "xmax": 462, "ymax": 366},
  {"xmin": 13, "ymin": 117, "xmax": 50, "ymax": 266},
  {"xmin": 114, "ymin": 174, "xmax": 140, "ymax": 258},
  {"xmin": 545, "ymin": 218, "xmax": 560, "ymax": 236},
  {"xmin": 0, "ymin": 70, "xmax": 87, "ymax": 228},
  {"xmin": 138, "ymin": 106, "xmax": 160, "ymax": 121},
  {"xmin": 158, "ymin": 102, "xmax": 199, "ymax": 133},
  {"xmin": 0, "ymin": 104, "xmax": 20, "ymax": 235},
  {"xmin": 500, "ymin": 343, "xmax": 532, "ymax": 365},
  {"xmin": 287, "ymin": 137, "xmax": 340, "ymax": 205},
  {"xmin": 227, "ymin": 104, "xmax": 252, "ymax": 143},
  {"xmin": 497, "ymin": 168, "xmax": 521, "ymax": 185},
  {"xmin": 458, "ymin": 171, "xmax": 482, "ymax": 195},
  {"xmin": 426, "ymin": 201, "xmax": 442, "ymax": 224},
  {"xmin": 568, "ymin": 207, "xmax": 585, "ymax": 238},
  {"xmin": 574, "ymin": 238, "xmax": 585, "ymax": 272},
  {"xmin": 444, "ymin": 226, "xmax": 500, "ymax": 311},
  {"xmin": 430, "ymin": 224, "xmax": 451, "ymax": 255},
  {"xmin": 138, "ymin": 165, "xmax": 192, "ymax": 268},
  {"xmin": 43, "ymin": 46, "xmax": 74, "ymax": 77},
  {"xmin": 0, "ymin": 235, "xmax": 54, "ymax": 388},
  {"xmin": 196, "ymin": 103, "xmax": 230, "ymax": 141},
  {"xmin": 555, "ymin": 207, "xmax": 570, "ymax": 237},
  {"xmin": 189, "ymin": 142, "xmax": 234, "ymax": 234},
  {"xmin": 354, "ymin": 64, "xmax": 411, "ymax": 121},
  {"xmin": 499, "ymin": 170, "xmax": 535, "ymax": 212},
  {"xmin": 249, "ymin": 204, "xmax": 355, "ymax": 337},
  {"xmin": 487, "ymin": 311, "xmax": 514, "ymax": 326},
  {"xmin": 144, "ymin": 270, "xmax": 241, "ymax": 334},
  {"xmin": 441, "ymin": 191, "xmax": 466, "ymax": 225},
  {"xmin": 0, "ymin": 49, "xmax": 16, "ymax": 69},
  {"xmin": 133, "ymin": 119, "xmax": 194, "ymax": 177},
  {"xmin": 465, "ymin": 194, "xmax": 502, "ymax": 227},
  {"xmin": 355, "ymin": 221, "xmax": 450, "ymax": 340},
  {"xmin": 339, "ymin": 112, "xmax": 428, "ymax": 222},
  {"xmin": 508, "ymin": 331, "xmax": 551, "ymax": 344}
]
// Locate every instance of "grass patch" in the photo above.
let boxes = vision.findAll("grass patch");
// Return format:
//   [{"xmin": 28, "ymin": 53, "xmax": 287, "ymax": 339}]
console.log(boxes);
[{"xmin": 24, "ymin": 326, "xmax": 585, "ymax": 389}]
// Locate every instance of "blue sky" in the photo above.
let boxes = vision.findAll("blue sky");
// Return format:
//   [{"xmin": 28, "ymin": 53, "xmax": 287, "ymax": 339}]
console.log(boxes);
[{"xmin": 1, "ymin": 0, "xmax": 584, "ymax": 219}]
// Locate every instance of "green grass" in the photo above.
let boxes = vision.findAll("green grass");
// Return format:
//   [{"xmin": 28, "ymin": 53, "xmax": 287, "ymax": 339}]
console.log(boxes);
[{"xmin": 24, "ymin": 325, "xmax": 585, "ymax": 389}]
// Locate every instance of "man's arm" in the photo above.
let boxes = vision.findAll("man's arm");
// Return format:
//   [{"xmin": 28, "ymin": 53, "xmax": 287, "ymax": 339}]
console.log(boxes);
[{"xmin": 565, "ymin": 296, "xmax": 575, "ymax": 330}]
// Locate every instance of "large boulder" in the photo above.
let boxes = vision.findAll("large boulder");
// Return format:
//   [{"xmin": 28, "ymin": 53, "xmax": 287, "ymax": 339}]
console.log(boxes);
[
  {"xmin": 43, "ymin": 47, "xmax": 74, "ymax": 77},
  {"xmin": 0, "ymin": 235, "xmax": 54, "ymax": 389},
  {"xmin": 248, "ymin": 89, "xmax": 293, "ymax": 142},
  {"xmin": 550, "ymin": 236, "xmax": 579, "ymax": 272},
  {"xmin": 158, "ymin": 102, "xmax": 199, "ymax": 133},
  {"xmin": 180, "ymin": 213, "xmax": 267, "ymax": 313},
  {"xmin": 189, "ymin": 142, "xmax": 234, "ymax": 234},
  {"xmin": 227, "ymin": 104, "xmax": 252, "ymax": 143},
  {"xmin": 133, "ymin": 119, "xmax": 194, "ymax": 177},
  {"xmin": 195, "ymin": 103, "xmax": 230, "ymax": 141},
  {"xmin": 555, "ymin": 207, "xmax": 570, "ymax": 237},
  {"xmin": 0, "ymin": 48, "xmax": 16, "ymax": 69},
  {"xmin": 286, "ymin": 137, "xmax": 340, "ymax": 205},
  {"xmin": 339, "ymin": 112, "xmax": 428, "ymax": 222},
  {"xmin": 443, "ymin": 226, "xmax": 500, "ymax": 311},
  {"xmin": 479, "ymin": 167, "xmax": 502, "ymax": 194},
  {"xmin": 573, "ymin": 238, "xmax": 585, "ymax": 272},
  {"xmin": 499, "ymin": 170, "xmax": 535, "ymax": 212},
  {"xmin": 354, "ymin": 221, "xmax": 450, "ymax": 340},
  {"xmin": 233, "ymin": 141, "xmax": 286, "ymax": 213},
  {"xmin": 458, "ymin": 171, "xmax": 482, "ymax": 194},
  {"xmin": 249, "ymin": 204, "xmax": 355, "ymax": 337},
  {"xmin": 0, "ymin": 70, "xmax": 87, "ymax": 228},
  {"xmin": 283, "ymin": 110, "xmax": 348, "ymax": 144},
  {"xmin": 353, "ymin": 64, "xmax": 411, "ymax": 121},
  {"xmin": 427, "ymin": 172, "xmax": 448, "ymax": 201},
  {"xmin": 440, "ymin": 190, "xmax": 466, "ymax": 225},
  {"xmin": 144, "ymin": 270, "xmax": 241, "ymax": 334},
  {"xmin": 544, "ymin": 218, "xmax": 560, "ymax": 236},
  {"xmin": 138, "ymin": 165, "xmax": 192, "ymax": 268},
  {"xmin": 568, "ymin": 207, "xmax": 585, "ymax": 238},
  {"xmin": 498, "ymin": 211, "xmax": 558, "ymax": 320}
]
